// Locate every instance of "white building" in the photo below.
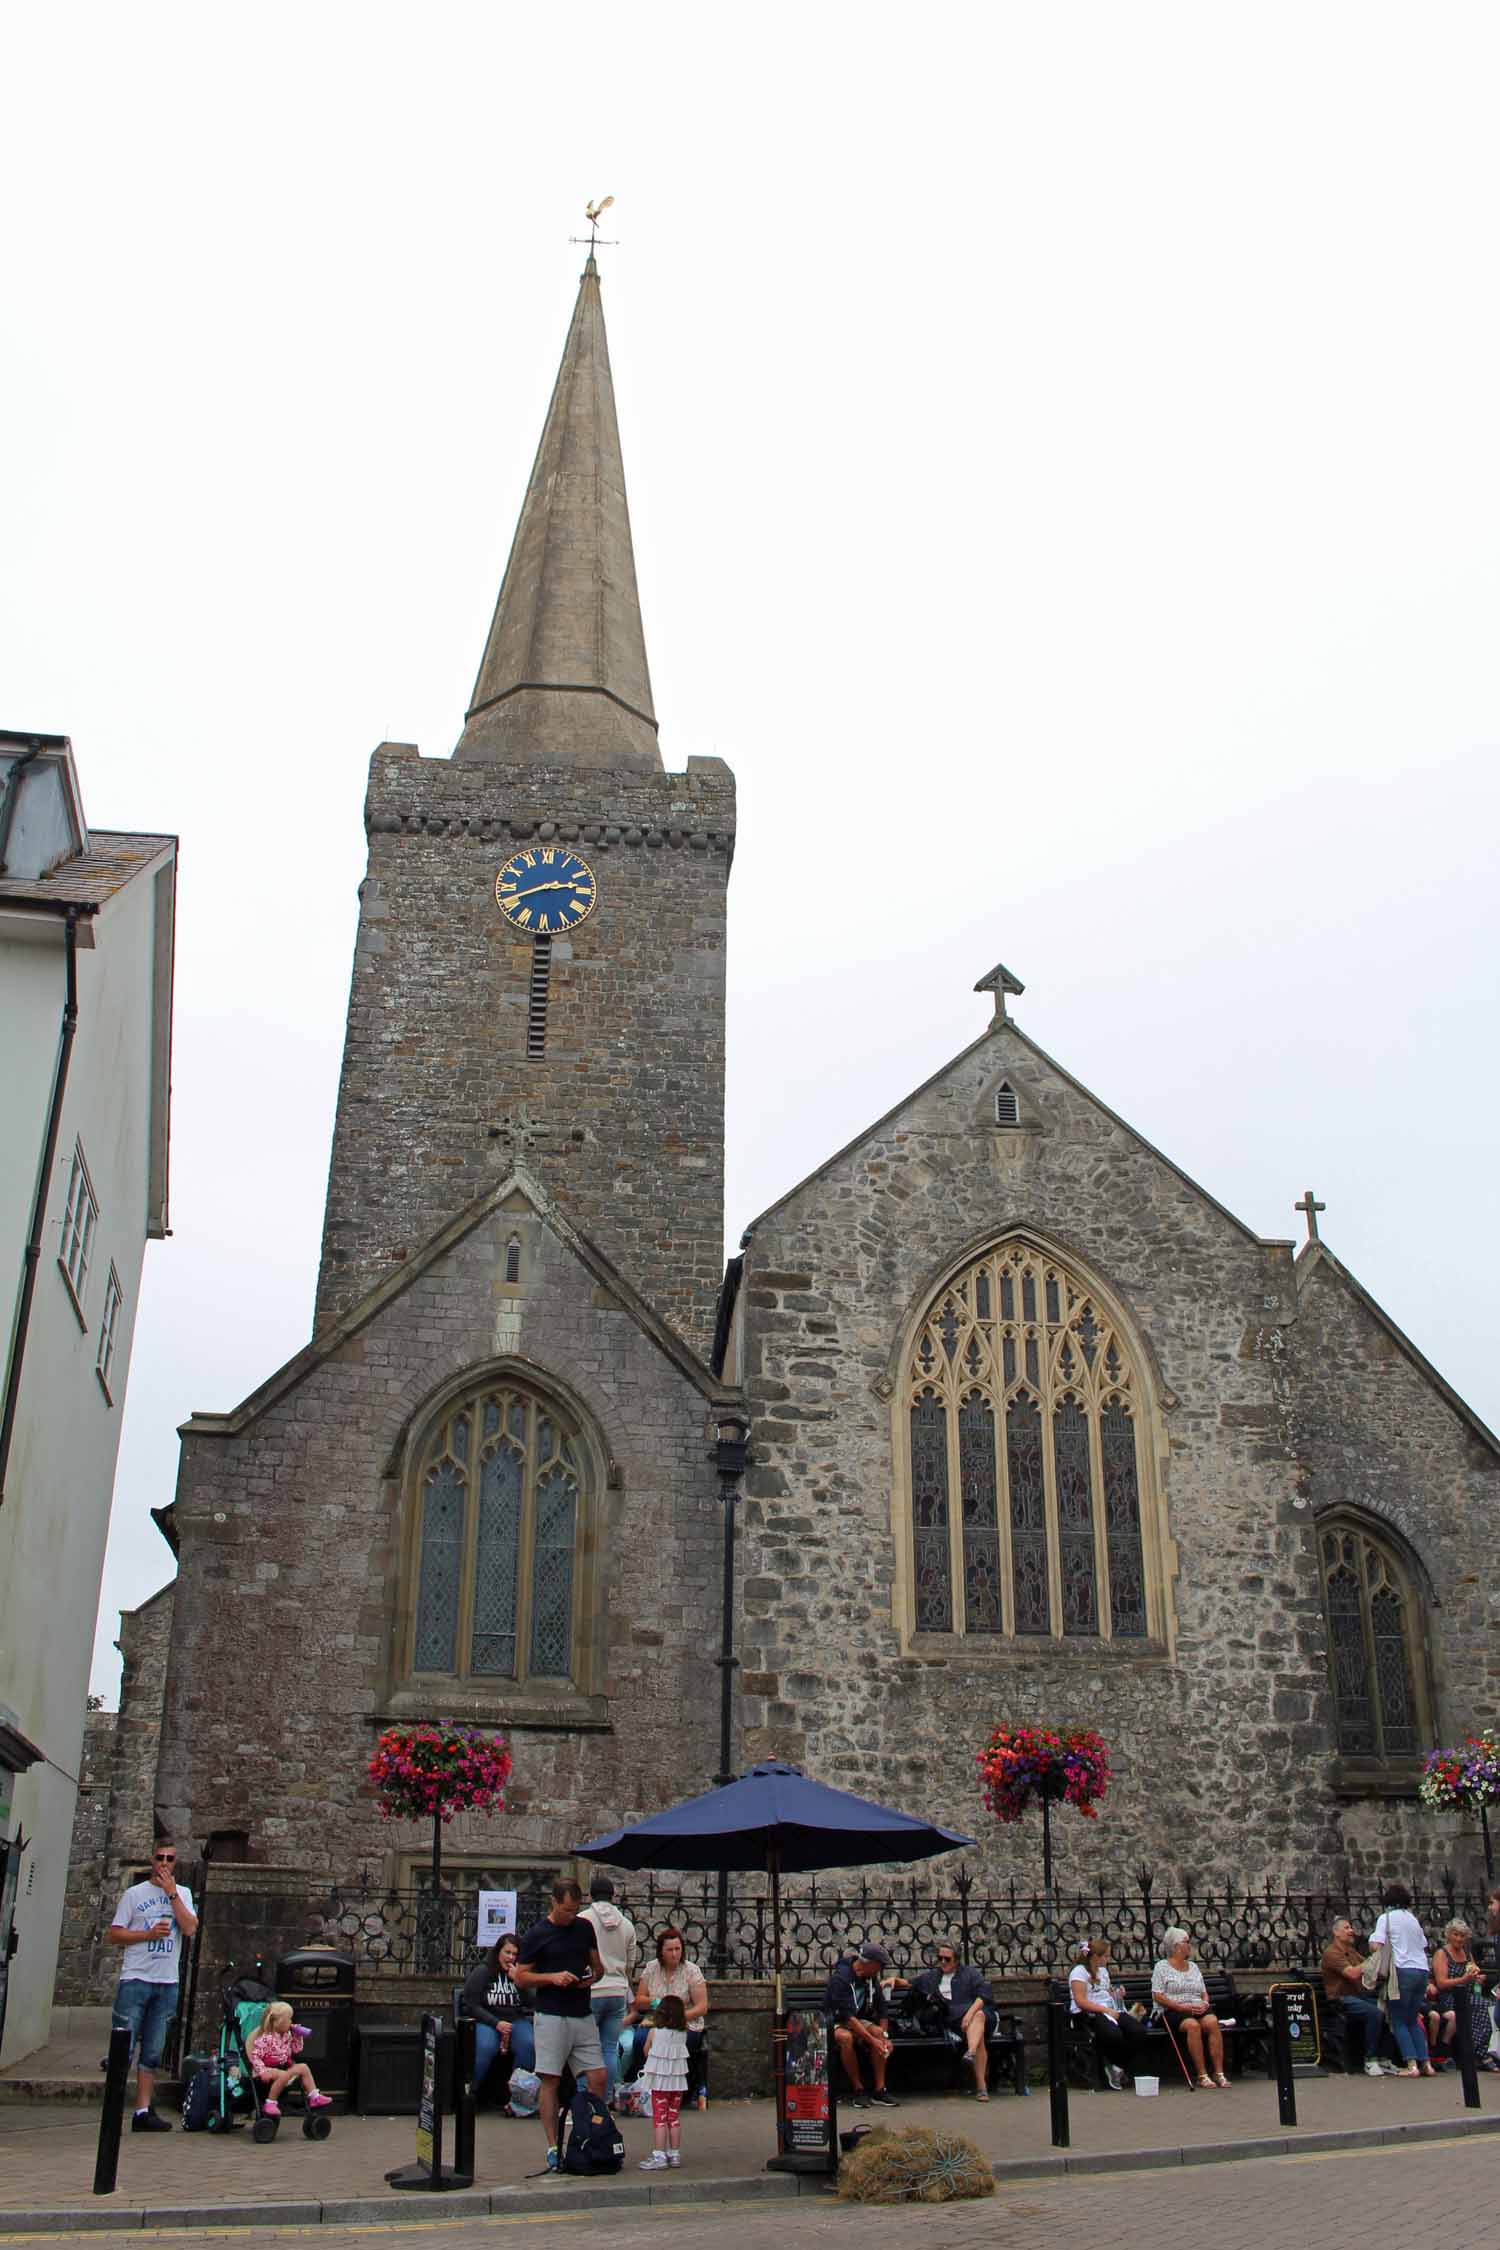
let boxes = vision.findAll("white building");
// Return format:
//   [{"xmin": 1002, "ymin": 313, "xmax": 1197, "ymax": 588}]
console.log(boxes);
[{"xmin": 0, "ymin": 732, "xmax": 175, "ymax": 2064}]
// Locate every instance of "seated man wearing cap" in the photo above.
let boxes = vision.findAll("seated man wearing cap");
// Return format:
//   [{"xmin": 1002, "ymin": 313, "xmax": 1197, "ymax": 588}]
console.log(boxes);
[{"xmin": 824, "ymin": 1943, "xmax": 900, "ymax": 2108}]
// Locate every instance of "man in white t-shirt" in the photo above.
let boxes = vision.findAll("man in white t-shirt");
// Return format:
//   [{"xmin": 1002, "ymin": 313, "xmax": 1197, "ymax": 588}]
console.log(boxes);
[{"xmin": 106, "ymin": 1840, "xmax": 198, "ymax": 2130}]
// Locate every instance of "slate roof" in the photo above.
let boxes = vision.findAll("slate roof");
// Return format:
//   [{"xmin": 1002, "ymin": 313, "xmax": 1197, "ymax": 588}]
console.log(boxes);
[{"xmin": 0, "ymin": 829, "xmax": 175, "ymax": 912}]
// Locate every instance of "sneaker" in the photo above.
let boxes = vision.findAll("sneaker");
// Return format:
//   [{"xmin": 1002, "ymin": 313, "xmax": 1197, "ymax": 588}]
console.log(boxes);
[
  {"xmin": 666, "ymin": 2151, "xmax": 681, "ymax": 2167},
  {"xmin": 307, "ymin": 2091, "xmax": 332, "ymax": 2108},
  {"xmin": 262, "ymin": 2100, "xmax": 281, "ymax": 2118},
  {"xmin": 1364, "ymin": 2060, "xmax": 1386, "ymax": 2077},
  {"xmin": 870, "ymin": 2090, "xmax": 900, "ymax": 2107},
  {"xmin": 849, "ymin": 2092, "xmax": 870, "ymax": 2109},
  {"xmin": 639, "ymin": 2152, "xmax": 671, "ymax": 2171},
  {"xmin": 1104, "ymin": 2062, "xmax": 1126, "ymax": 2090},
  {"xmin": 132, "ymin": 2109, "xmax": 172, "ymax": 2133},
  {"xmin": 545, "ymin": 2146, "xmax": 560, "ymax": 2172}
]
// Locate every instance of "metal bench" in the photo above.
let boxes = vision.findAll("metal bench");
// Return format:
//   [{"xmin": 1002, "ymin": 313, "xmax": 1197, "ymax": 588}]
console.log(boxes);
[{"xmin": 784, "ymin": 1981, "xmax": 1027, "ymax": 2098}]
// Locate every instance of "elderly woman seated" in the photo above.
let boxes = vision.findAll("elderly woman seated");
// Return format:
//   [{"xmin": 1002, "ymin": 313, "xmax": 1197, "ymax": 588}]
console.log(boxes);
[
  {"xmin": 1151, "ymin": 1927, "xmax": 1229, "ymax": 2090},
  {"xmin": 1427, "ymin": 1918, "xmax": 1484, "ymax": 2070}
]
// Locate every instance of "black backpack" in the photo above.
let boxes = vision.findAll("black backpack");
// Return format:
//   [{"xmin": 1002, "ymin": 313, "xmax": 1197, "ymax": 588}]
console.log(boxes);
[
  {"xmin": 181, "ymin": 2064, "xmax": 216, "ymax": 2132},
  {"xmin": 560, "ymin": 2085, "xmax": 625, "ymax": 2175}
]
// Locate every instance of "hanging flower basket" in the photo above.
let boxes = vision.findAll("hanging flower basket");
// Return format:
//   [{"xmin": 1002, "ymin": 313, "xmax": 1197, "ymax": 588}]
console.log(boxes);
[
  {"xmin": 1419, "ymin": 1733, "xmax": 1500, "ymax": 1815},
  {"xmin": 367, "ymin": 1725, "xmax": 512, "ymax": 1825},
  {"xmin": 976, "ymin": 1725, "xmax": 1110, "ymax": 1824}
]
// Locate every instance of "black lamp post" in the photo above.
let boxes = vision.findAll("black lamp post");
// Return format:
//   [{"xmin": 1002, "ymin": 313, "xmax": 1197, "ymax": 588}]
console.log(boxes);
[{"xmin": 712, "ymin": 1408, "xmax": 751, "ymax": 1975}]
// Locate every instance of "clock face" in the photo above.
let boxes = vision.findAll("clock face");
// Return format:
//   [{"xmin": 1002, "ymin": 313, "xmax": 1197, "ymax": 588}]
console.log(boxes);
[{"xmin": 494, "ymin": 846, "xmax": 598, "ymax": 936}]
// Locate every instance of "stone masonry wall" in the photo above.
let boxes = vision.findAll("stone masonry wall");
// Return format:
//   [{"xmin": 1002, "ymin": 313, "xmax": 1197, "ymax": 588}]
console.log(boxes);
[
  {"xmin": 156, "ymin": 1195, "xmax": 729, "ymax": 1878},
  {"xmin": 733, "ymin": 1015, "xmax": 1353, "ymax": 1891},
  {"xmin": 1287, "ymin": 1251, "xmax": 1500, "ymax": 1888},
  {"xmin": 314, "ymin": 748, "xmax": 734, "ymax": 1360},
  {"xmin": 51, "ymin": 1710, "xmax": 114, "ymax": 2005},
  {"xmin": 53, "ymin": 1584, "xmax": 176, "ymax": 2006}
]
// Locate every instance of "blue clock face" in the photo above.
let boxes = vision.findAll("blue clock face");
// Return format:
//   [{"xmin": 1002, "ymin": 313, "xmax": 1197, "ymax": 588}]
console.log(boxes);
[{"xmin": 494, "ymin": 846, "xmax": 598, "ymax": 936}]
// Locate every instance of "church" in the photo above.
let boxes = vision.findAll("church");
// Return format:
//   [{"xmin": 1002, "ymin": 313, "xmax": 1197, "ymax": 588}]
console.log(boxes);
[{"xmin": 133, "ymin": 254, "xmax": 1497, "ymax": 1942}]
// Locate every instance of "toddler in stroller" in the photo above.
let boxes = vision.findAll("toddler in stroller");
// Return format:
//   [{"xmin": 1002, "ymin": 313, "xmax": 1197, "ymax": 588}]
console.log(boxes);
[
  {"xmin": 247, "ymin": 2003, "xmax": 333, "ymax": 2121},
  {"xmin": 187, "ymin": 1969, "xmax": 335, "ymax": 2144}
]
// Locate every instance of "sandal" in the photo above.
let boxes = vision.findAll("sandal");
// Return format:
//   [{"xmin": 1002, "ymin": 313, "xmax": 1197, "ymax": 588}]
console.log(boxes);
[
  {"xmin": 1196, "ymin": 2075, "xmax": 1214, "ymax": 2090},
  {"xmin": 1212, "ymin": 2073, "xmax": 1231, "ymax": 2089}
]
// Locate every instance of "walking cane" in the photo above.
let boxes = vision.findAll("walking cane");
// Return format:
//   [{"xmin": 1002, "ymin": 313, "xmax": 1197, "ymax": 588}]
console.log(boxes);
[{"xmin": 1158, "ymin": 2008, "xmax": 1196, "ymax": 2089}]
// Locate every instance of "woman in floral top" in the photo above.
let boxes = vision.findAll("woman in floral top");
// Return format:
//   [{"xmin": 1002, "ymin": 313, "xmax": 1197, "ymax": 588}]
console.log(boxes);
[
  {"xmin": 621, "ymin": 1928, "xmax": 709, "ymax": 2101},
  {"xmin": 1151, "ymin": 1929, "xmax": 1229, "ymax": 2090}
]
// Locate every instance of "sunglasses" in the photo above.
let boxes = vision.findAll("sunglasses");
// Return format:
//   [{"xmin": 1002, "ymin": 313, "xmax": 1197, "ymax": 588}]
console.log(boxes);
[{"xmin": 153, "ymin": 1853, "xmax": 177, "ymax": 1864}]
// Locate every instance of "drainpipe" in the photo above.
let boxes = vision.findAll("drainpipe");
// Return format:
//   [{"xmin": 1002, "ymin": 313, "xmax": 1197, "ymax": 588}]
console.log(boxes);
[{"xmin": 0, "ymin": 905, "xmax": 82, "ymax": 1507}]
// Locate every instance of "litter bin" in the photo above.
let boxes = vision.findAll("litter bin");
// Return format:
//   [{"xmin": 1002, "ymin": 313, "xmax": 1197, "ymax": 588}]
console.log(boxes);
[{"xmin": 276, "ymin": 1947, "xmax": 356, "ymax": 2097}]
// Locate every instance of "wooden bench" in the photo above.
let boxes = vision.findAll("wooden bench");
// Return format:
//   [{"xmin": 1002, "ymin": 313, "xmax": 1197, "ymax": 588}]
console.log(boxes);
[
  {"xmin": 785, "ymin": 1981, "xmax": 1027, "ymax": 2098},
  {"xmin": 1063, "ymin": 1972, "xmax": 1269, "ymax": 2089}
]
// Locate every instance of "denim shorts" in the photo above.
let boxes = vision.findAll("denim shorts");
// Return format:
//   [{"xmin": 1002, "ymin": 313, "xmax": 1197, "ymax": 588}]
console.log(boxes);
[{"xmin": 113, "ymin": 1979, "xmax": 177, "ymax": 2069}]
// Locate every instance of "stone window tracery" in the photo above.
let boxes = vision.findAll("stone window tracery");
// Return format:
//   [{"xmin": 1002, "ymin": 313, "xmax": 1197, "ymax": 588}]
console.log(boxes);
[
  {"xmin": 1318, "ymin": 1515, "xmax": 1427, "ymax": 1765},
  {"xmin": 407, "ymin": 1378, "xmax": 586, "ymax": 1687},
  {"xmin": 905, "ymin": 1241, "xmax": 1153, "ymax": 1642}
]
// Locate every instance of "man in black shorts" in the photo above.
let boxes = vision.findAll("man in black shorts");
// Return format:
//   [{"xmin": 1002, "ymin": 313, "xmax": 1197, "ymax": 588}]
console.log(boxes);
[{"xmin": 514, "ymin": 1879, "xmax": 608, "ymax": 2169}]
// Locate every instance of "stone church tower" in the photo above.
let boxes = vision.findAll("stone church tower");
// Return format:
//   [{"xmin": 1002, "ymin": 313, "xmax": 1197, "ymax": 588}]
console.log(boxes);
[
  {"xmin": 315, "ymin": 255, "xmax": 734, "ymax": 1357},
  {"xmin": 153, "ymin": 260, "xmax": 742, "ymax": 1883}
]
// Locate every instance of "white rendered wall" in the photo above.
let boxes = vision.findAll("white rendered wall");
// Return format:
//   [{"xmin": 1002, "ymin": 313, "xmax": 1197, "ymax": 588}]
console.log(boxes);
[{"xmin": 0, "ymin": 857, "xmax": 170, "ymax": 2064}]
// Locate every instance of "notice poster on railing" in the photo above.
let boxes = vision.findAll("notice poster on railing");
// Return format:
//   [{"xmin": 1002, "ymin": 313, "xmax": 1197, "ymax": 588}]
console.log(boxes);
[{"xmin": 476, "ymin": 1890, "xmax": 518, "ymax": 1947}]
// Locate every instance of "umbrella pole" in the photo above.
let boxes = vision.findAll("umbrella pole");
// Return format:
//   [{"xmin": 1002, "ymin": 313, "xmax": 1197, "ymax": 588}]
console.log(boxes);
[{"xmin": 771, "ymin": 1850, "xmax": 783, "ymax": 2015}]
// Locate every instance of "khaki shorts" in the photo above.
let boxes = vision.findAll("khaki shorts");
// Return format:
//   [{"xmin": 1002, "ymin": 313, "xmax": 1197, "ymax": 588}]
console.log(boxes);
[{"xmin": 534, "ymin": 2013, "xmax": 605, "ymax": 2078}]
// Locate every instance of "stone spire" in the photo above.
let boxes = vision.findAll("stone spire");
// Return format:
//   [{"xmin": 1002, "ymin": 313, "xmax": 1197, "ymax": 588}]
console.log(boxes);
[{"xmin": 455, "ymin": 256, "xmax": 660, "ymax": 770}]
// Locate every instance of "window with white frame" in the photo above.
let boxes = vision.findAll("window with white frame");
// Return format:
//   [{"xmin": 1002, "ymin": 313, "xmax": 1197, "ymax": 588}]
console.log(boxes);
[
  {"xmin": 59, "ymin": 1143, "xmax": 98, "ymax": 1317},
  {"xmin": 96, "ymin": 1267, "xmax": 124, "ymax": 1401}
]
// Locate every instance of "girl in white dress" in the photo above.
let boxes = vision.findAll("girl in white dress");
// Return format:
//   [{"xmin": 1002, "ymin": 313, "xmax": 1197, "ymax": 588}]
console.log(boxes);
[{"xmin": 638, "ymin": 1994, "xmax": 690, "ymax": 2170}]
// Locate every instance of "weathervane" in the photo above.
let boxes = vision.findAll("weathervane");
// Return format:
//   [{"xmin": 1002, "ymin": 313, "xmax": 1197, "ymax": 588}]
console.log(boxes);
[{"xmin": 570, "ymin": 196, "xmax": 618, "ymax": 258}]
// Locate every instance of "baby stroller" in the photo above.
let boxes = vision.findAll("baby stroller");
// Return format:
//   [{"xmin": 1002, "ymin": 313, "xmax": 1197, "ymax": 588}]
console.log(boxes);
[{"xmin": 190, "ymin": 1965, "xmax": 334, "ymax": 2144}]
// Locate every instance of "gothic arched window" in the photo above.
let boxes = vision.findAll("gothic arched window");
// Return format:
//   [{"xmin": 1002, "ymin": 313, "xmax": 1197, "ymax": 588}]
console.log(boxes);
[
  {"xmin": 905, "ymin": 1241, "xmax": 1155, "ymax": 1642},
  {"xmin": 406, "ymin": 1377, "xmax": 588, "ymax": 1686},
  {"xmin": 1318, "ymin": 1516, "xmax": 1429, "ymax": 1765}
]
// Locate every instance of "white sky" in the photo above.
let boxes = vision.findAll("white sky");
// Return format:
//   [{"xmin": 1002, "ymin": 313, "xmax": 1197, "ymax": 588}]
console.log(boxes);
[{"xmin": 3, "ymin": 4, "xmax": 1495, "ymax": 1702}]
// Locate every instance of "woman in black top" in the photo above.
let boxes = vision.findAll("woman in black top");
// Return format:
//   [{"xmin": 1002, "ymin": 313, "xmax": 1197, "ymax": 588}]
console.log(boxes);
[{"xmin": 461, "ymin": 1933, "xmax": 537, "ymax": 2100}]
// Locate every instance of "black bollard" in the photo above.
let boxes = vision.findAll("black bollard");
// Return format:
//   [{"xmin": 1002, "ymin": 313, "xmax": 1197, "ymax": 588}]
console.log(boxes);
[
  {"xmin": 1453, "ymin": 1986, "xmax": 1482, "ymax": 2111},
  {"xmin": 451, "ymin": 2015, "xmax": 477, "ymax": 2182},
  {"xmin": 1270, "ymin": 1987, "xmax": 1297, "ymax": 2129},
  {"xmin": 93, "ymin": 2024, "xmax": 132, "ymax": 2195},
  {"xmin": 1046, "ymin": 1997, "xmax": 1070, "ymax": 2149}
]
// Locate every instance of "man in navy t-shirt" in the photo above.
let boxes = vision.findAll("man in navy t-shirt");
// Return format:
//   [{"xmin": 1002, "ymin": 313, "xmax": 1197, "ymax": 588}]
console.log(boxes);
[{"xmin": 515, "ymin": 1879, "xmax": 607, "ymax": 2168}]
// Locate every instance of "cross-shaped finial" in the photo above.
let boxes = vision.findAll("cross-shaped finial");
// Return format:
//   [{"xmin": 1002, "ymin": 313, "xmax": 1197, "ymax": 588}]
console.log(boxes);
[{"xmin": 1295, "ymin": 1189, "xmax": 1326, "ymax": 1244}]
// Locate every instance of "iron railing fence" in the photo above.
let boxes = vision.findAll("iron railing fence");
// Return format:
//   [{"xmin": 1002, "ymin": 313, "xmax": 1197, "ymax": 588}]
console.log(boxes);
[{"xmin": 276, "ymin": 1868, "xmax": 1497, "ymax": 1984}]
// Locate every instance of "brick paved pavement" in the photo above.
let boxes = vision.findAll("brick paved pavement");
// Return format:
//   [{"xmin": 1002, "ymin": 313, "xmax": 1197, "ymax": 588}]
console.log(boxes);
[
  {"xmin": 1, "ymin": 2074, "xmax": 1496, "ymax": 2239},
  {"xmin": 1, "ymin": 2138, "xmax": 1498, "ymax": 2250}
]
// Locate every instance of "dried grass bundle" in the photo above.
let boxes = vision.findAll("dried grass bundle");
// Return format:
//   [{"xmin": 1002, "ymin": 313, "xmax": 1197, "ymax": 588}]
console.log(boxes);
[{"xmin": 836, "ymin": 2125, "xmax": 996, "ymax": 2204}]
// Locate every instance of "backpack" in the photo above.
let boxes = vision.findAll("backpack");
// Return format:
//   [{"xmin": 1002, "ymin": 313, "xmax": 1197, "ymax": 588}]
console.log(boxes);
[
  {"xmin": 559, "ymin": 2085, "xmax": 625, "ymax": 2175},
  {"xmin": 181, "ymin": 2064, "xmax": 216, "ymax": 2132}
]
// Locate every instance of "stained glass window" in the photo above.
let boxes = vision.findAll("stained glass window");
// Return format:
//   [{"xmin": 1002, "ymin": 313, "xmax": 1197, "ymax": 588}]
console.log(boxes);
[
  {"xmin": 410, "ymin": 1382, "xmax": 587, "ymax": 1688},
  {"xmin": 911, "ymin": 1391, "xmax": 953, "ymax": 1631},
  {"xmin": 1319, "ymin": 1519, "xmax": 1424, "ymax": 1763},
  {"xmin": 958, "ymin": 1393, "xmax": 1001, "ymax": 1633},
  {"xmin": 905, "ymin": 1240, "xmax": 1153, "ymax": 1642}
]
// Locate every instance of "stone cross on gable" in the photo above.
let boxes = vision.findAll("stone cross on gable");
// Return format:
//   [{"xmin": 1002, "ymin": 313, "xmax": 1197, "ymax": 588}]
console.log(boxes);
[{"xmin": 1295, "ymin": 1189, "xmax": 1327, "ymax": 1244}]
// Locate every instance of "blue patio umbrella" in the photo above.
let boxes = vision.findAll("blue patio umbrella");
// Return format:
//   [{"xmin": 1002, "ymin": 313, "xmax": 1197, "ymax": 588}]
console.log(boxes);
[{"xmin": 576, "ymin": 1759, "xmax": 974, "ymax": 2002}]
